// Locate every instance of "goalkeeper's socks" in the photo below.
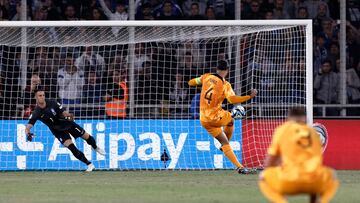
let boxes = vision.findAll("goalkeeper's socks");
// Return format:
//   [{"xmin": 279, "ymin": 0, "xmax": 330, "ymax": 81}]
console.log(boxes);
[
  {"xmin": 68, "ymin": 143, "xmax": 91, "ymax": 165},
  {"xmin": 221, "ymin": 144, "xmax": 243, "ymax": 168},
  {"xmin": 86, "ymin": 136, "xmax": 98, "ymax": 149}
]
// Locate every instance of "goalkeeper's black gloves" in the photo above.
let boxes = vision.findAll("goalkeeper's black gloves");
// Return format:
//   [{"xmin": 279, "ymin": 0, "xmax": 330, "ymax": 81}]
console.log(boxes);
[
  {"xmin": 26, "ymin": 133, "xmax": 34, "ymax": 142},
  {"xmin": 63, "ymin": 116, "xmax": 74, "ymax": 122},
  {"xmin": 62, "ymin": 114, "xmax": 74, "ymax": 122}
]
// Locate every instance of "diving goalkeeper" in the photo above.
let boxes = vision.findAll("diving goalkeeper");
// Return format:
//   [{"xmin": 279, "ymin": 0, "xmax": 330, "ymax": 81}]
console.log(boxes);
[
  {"xmin": 188, "ymin": 60, "xmax": 257, "ymax": 174},
  {"xmin": 25, "ymin": 87, "xmax": 105, "ymax": 172}
]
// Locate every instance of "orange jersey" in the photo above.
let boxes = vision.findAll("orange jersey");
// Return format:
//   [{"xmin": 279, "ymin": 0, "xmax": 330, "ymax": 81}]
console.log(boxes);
[
  {"xmin": 268, "ymin": 121, "xmax": 324, "ymax": 182},
  {"xmin": 199, "ymin": 73, "xmax": 235, "ymax": 122}
]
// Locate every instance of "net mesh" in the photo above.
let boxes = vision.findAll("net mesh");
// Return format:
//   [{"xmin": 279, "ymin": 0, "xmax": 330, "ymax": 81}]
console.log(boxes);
[{"xmin": 0, "ymin": 23, "xmax": 307, "ymax": 170}]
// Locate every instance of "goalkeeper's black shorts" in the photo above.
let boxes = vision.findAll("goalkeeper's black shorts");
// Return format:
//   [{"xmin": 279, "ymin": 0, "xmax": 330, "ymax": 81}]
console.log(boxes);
[{"xmin": 52, "ymin": 123, "xmax": 86, "ymax": 144}]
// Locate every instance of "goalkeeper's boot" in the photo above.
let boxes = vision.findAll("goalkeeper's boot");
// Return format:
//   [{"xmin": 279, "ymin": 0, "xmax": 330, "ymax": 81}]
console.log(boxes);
[
  {"xmin": 95, "ymin": 147, "xmax": 106, "ymax": 156},
  {"xmin": 85, "ymin": 163, "xmax": 95, "ymax": 172}
]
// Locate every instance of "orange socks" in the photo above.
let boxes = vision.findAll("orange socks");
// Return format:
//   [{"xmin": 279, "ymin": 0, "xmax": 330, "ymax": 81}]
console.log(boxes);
[{"xmin": 221, "ymin": 144, "xmax": 243, "ymax": 168}]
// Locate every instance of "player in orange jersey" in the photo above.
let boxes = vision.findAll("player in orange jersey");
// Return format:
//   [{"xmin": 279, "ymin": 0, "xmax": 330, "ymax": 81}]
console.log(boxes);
[
  {"xmin": 259, "ymin": 107, "xmax": 339, "ymax": 203},
  {"xmin": 188, "ymin": 60, "xmax": 257, "ymax": 174}
]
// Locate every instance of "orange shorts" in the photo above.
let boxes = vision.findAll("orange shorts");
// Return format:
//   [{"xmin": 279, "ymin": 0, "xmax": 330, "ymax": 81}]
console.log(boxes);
[
  {"xmin": 200, "ymin": 111, "xmax": 233, "ymax": 137},
  {"xmin": 260, "ymin": 166, "xmax": 338, "ymax": 195}
]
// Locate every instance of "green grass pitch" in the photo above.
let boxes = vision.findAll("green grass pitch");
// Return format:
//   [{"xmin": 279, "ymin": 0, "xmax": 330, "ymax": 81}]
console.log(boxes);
[{"xmin": 0, "ymin": 170, "xmax": 359, "ymax": 203}]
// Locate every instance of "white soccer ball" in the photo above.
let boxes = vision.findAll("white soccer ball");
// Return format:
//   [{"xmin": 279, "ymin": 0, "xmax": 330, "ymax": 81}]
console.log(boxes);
[
  {"xmin": 231, "ymin": 105, "xmax": 246, "ymax": 119},
  {"xmin": 312, "ymin": 122, "xmax": 328, "ymax": 152}
]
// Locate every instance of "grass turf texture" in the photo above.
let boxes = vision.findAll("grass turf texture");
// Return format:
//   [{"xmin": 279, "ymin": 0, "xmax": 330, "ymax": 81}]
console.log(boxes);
[{"xmin": 0, "ymin": 170, "xmax": 359, "ymax": 203}]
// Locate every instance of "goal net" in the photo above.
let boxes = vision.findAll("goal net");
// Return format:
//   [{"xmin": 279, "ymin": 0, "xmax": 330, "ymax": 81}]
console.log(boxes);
[{"xmin": 0, "ymin": 20, "xmax": 312, "ymax": 170}]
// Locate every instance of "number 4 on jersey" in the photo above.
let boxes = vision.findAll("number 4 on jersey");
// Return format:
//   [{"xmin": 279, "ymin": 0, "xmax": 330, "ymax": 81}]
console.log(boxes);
[{"xmin": 204, "ymin": 88, "xmax": 213, "ymax": 104}]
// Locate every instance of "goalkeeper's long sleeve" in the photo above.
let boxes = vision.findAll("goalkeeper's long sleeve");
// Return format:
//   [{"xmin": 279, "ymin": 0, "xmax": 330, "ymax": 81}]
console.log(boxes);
[{"xmin": 227, "ymin": 95, "xmax": 251, "ymax": 104}]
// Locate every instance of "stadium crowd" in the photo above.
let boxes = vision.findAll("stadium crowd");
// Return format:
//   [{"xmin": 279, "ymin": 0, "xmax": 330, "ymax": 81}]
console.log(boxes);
[{"xmin": 0, "ymin": 0, "xmax": 359, "ymax": 119}]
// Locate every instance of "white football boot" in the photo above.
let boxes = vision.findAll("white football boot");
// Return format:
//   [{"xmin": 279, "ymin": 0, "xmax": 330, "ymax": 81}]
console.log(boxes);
[
  {"xmin": 85, "ymin": 163, "xmax": 95, "ymax": 172},
  {"xmin": 95, "ymin": 147, "xmax": 106, "ymax": 156}
]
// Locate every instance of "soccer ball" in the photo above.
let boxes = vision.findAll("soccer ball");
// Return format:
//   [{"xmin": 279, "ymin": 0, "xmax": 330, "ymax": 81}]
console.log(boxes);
[
  {"xmin": 312, "ymin": 122, "xmax": 328, "ymax": 152},
  {"xmin": 231, "ymin": 105, "xmax": 246, "ymax": 119}
]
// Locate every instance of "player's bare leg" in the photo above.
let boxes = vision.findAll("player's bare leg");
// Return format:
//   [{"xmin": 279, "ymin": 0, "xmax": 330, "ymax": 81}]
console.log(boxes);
[
  {"xmin": 63, "ymin": 139, "xmax": 94, "ymax": 172},
  {"xmin": 223, "ymin": 120, "xmax": 234, "ymax": 141},
  {"xmin": 258, "ymin": 175, "xmax": 288, "ymax": 203},
  {"xmin": 81, "ymin": 132, "xmax": 105, "ymax": 155}
]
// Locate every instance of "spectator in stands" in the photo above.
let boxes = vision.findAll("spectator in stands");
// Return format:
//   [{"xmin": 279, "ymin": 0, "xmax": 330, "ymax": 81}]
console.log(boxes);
[
  {"xmin": 169, "ymin": 70, "xmax": 189, "ymax": 116},
  {"xmin": 75, "ymin": 46, "xmax": 106, "ymax": 74},
  {"xmin": 99, "ymin": 0, "xmax": 127, "ymax": 35},
  {"xmin": 33, "ymin": 5, "xmax": 49, "ymax": 21},
  {"xmin": 315, "ymin": 1, "xmax": 331, "ymax": 21},
  {"xmin": 177, "ymin": 41, "xmax": 204, "ymax": 68},
  {"xmin": 328, "ymin": 42, "xmax": 340, "ymax": 66},
  {"xmin": 31, "ymin": 0, "xmax": 61, "ymax": 20},
  {"xmin": 273, "ymin": 0, "xmax": 290, "ymax": 19},
  {"xmin": 23, "ymin": 73, "xmax": 42, "ymax": 117},
  {"xmin": 314, "ymin": 35, "xmax": 328, "ymax": 75},
  {"xmin": 105, "ymin": 69, "xmax": 128, "ymax": 118},
  {"xmin": 244, "ymin": 0, "xmax": 263, "ymax": 19},
  {"xmin": 319, "ymin": 18, "xmax": 338, "ymax": 48},
  {"xmin": 314, "ymin": 59, "xmax": 339, "ymax": 116},
  {"xmin": 186, "ymin": 2, "xmax": 205, "ymax": 20},
  {"xmin": 297, "ymin": 6, "xmax": 309, "ymax": 19},
  {"xmin": 154, "ymin": 0, "xmax": 183, "ymax": 20},
  {"xmin": 63, "ymin": 4, "xmax": 78, "ymax": 20},
  {"xmin": 264, "ymin": 10, "xmax": 274, "ymax": 19},
  {"xmin": 135, "ymin": 2, "xmax": 154, "ymax": 20},
  {"xmin": 301, "ymin": 0, "xmax": 321, "ymax": 19},
  {"xmin": 346, "ymin": 68, "xmax": 360, "ymax": 116},
  {"xmin": 182, "ymin": 0, "xmax": 206, "ymax": 17},
  {"xmin": 57, "ymin": 55, "xmax": 84, "ymax": 105},
  {"xmin": 205, "ymin": 6, "xmax": 216, "ymax": 20},
  {"xmin": 99, "ymin": 0, "xmax": 128, "ymax": 20},
  {"xmin": 11, "ymin": 2, "xmax": 32, "ymax": 20},
  {"xmin": 90, "ymin": 7, "xmax": 106, "ymax": 20}
]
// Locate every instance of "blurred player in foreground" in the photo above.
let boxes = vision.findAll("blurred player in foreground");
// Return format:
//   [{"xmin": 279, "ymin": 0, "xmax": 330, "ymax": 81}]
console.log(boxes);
[
  {"xmin": 25, "ymin": 87, "xmax": 105, "ymax": 172},
  {"xmin": 188, "ymin": 60, "xmax": 257, "ymax": 174},
  {"xmin": 259, "ymin": 107, "xmax": 339, "ymax": 203}
]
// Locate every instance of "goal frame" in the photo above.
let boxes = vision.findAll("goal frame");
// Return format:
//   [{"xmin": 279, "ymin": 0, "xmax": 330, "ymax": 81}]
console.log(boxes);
[{"xmin": 0, "ymin": 19, "xmax": 313, "ymax": 123}]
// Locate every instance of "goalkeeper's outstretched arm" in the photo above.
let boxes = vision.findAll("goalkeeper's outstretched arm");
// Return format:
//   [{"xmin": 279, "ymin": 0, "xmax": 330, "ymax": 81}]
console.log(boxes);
[{"xmin": 227, "ymin": 89, "xmax": 258, "ymax": 104}]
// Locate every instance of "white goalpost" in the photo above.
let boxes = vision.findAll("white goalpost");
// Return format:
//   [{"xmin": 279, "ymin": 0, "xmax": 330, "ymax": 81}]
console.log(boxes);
[{"xmin": 0, "ymin": 20, "xmax": 312, "ymax": 170}]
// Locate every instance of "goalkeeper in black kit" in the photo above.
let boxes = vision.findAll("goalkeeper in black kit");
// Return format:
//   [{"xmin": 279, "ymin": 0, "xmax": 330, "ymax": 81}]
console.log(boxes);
[{"xmin": 25, "ymin": 87, "xmax": 105, "ymax": 172}]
